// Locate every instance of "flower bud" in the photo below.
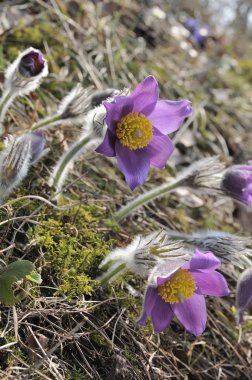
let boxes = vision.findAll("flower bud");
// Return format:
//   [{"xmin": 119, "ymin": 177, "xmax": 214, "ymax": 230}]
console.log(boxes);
[
  {"xmin": 236, "ymin": 267, "xmax": 252, "ymax": 323},
  {"xmin": 221, "ymin": 164, "xmax": 252, "ymax": 206},
  {"xmin": 98, "ymin": 230, "xmax": 192, "ymax": 285},
  {"xmin": 18, "ymin": 51, "xmax": 45, "ymax": 78},
  {"xmin": 4, "ymin": 47, "xmax": 48, "ymax": 95},
  {"xmin": 0, "ymin": 136, "xmax": 31, "ymax": 201}
]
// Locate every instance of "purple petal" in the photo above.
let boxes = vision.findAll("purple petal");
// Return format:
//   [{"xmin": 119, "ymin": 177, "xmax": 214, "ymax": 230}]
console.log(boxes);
[
  {"xmin": 95, "ymin": 129, "xmax": 116, "ymax": 157},
  {"xmin": 183, "ymin": 249, "xmax": 221, "ymax": 271},
  {"xmin": 103, "ymin": 96, "xmax": 133, "ymax": 131},
  {"xmin": 115, "ymin": 141, "xmax": 150, "ymax": 190},
  {"xmin": 19, "ymin": 51, "xmax": 45, "ymax": 77},
  {"xmin": 137, "ymin": 287, "xmax": 157, "ymax": 326},
  {"xmin": 23, "ymin": 130, "xmax": 45, "ymax": 163},
  {"xmin": 150, "ymin": 294, "xmax": 174, "ymax": 333},
  {"xmin": 147, "ymin": 128, "xmax": 174, "ymax": 169},
  {"xmin": 130, "ymin": 76, "xmax": 158, "ymax": 115},
  {"xmin": 193, "ymin": 271, "xmax": 229, "ymax": 296},
  {"xmin": 172, "ymin": 294, "xmax": 207, "ymax": 336},
  {"xmin": 236, "ymin": 268, "xmax": 252, "ymax": 324},
  {"xmin": 148, "ymin": 100, "xmax": 192, "ymax": 135}
]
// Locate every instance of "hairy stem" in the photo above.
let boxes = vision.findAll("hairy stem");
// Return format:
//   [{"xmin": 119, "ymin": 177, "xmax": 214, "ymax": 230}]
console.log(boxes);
[
  {"xmin": 51, "ymin": 133, "xmax": 93, "ymax": 190},
  {"xmin": 31, "ymin": 114, "xmax": 62, "ymax": 131},
  {"xmin": 114, "ymin": 177, "xmax": 185, "ymax": 222},
  {"xmin": 99, "ymin": 263, "xmax": 127, "ymax": 285}
]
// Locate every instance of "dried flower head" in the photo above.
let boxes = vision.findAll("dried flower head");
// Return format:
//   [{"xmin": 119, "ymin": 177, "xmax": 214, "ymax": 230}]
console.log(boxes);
[
  {"xmin": 236, "ymin": 267, "xmax": 252, "ymax": 323},
  {"xmin": 98, "ymin": 230, "xmax": 192, "ymax": 284}
]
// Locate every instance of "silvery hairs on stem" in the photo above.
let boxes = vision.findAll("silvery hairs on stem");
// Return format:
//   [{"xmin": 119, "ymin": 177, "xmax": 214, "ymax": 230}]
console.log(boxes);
[
  {"xmin": 166, "ymin": 229, "xmax": 252, "ymax": 268},
  {"xmin": 0, "ymin": 47, "xmax": 48, "ymax": 129},
  {"xmin": 114, "ymin": 155, "xmax": 226, "ymax": 222},
  {"xmin": 48, "ymin": 88, "xmax": 123, "ymax": 193},
  {"xmin": 31, "ymin": 84, "xmax": 119, "ymax": 130},
  {"xmin": 0, "ymin": 132, "xmax": 46, "ymax": 202},
  {"xmin": 97, "ymin": 230, "xmax": 192, "ymax": 285}
]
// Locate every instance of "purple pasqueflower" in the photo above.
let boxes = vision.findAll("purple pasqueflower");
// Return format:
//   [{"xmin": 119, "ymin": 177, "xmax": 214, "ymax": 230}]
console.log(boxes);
[
  {"xmin": 236, "ymin": 267, "xmax": 252, "ymax": 324},
  {"xmin": 138, "ymin": 249, "xmax": 229, "ymax": 336},
  {"xmin": 184, "ymin": 18, "xmax": 210, "ymax": 48},
  {"xmin": 18, "ymin": 50, "xmax": 45, "ymax": 78},
  {"xmin": 221, "ymin": 163, "xmax": 252, "ymax": 206},
  {"xmin": 96, "ymin": 76, "xmax": 192, "ymax": 190}
]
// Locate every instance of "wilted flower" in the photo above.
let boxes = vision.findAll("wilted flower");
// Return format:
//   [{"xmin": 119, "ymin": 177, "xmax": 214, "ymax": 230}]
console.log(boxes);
[
  {"xmin": 166, "ymin": 230, "xmax": 252, "ymax": 268},
  {"xmin": 184, "ymin": 18, "xmax": 210, "ymax": 48},
  {"xmin": 236, "ymin": 267, "xmax": 252, "ymax": 323},
  {"xmin": 98, "ymin": 230, "xmax": 192, "ymax": 284},
  {"xmin": 221, "ymin": 163, "xmax": 252, "ymax": 206},
  {"xmin": 96, "ymin": 76, "xmax": 192, "ymax": 190},
  {"xmin": 138, "ymin": 249, "xmax": 229, "ymax": 336}
]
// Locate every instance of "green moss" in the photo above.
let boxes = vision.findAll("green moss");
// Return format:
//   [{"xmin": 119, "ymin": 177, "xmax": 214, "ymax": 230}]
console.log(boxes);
[{"xmin": 29, "ymin": 203, "xmax": 112, "ymax": 297}]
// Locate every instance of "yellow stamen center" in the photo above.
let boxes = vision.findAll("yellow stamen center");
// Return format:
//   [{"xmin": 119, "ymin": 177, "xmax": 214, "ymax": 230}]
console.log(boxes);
[
  {"xmin": 116, "ymin": 112, "xmax": 152, "ymax": 150},
  {"xmin": 158, "ymin": 269, "xmax": 197, "ymax": 304}
]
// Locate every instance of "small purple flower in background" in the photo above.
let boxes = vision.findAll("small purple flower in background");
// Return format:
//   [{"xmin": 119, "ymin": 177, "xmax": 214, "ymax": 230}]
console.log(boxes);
[
  {"xmin": 221, "ymin": 163, "xmax": 252, "ymax": 206},
  {"xmin": 236, "ymin": 267, "xmax": 252, "ymax": 323},
  {"xmin": 184, "ymin": 18, "xmax": 210, "ymax": 48},
  {"xmin": 138, "ymin": 249, "xmax": 229, "ymax": 336},
  {"xmin": 96, "ymin": 76, "xmax": 192, "ymax": 190},
  {"xmin": 18, "ymin": 51, "xmax": 45, "ymax": 78}
]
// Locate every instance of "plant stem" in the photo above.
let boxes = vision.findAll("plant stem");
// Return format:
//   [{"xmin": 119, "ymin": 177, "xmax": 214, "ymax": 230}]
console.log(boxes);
[
  {"xmin": 52, "ymin": 133, "xmax": 92, "ymax": 190},
  {"xmin": 31, "ymin": 114, "xmax": 62, "ymax": 131},
  {"xmin": 114, "ymin": 177, "xmax": 185, "ymax": 222},
  {"xmin": 0, "ymin": 90, "xmax": 13, "ymax": 133},
  {"xmin": 99, "ymin": 263, "xmax": 127, "ymax": 286}
]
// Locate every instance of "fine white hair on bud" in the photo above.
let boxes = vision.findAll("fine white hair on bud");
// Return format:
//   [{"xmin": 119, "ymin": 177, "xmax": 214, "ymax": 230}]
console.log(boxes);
[
  {"xmin": 49, "ymin": 89, "xmax": 121, "ymax": 194},
  {"xmin": 0, "ymin": 135, "xmax": 31, "ymax": 201},
  {"xmin": 4, "ymin": 47, "xmax": 48, "ymax": 96},
  {"xmin": 0, "ymin": 47, "xmax": 48, "ymax": 130},
  {"xmin": 166, "ymin": 229, "xmax": 252, "ymax": 268},
  {"xmin": 179, "ymin": 156, "xmax": 225, "ymax": 191},
  {"xmin": 97, "ymin": 230, "xmax": 192, "ymax": 285},
  {"xmin": 57, "ymin": 84, "xmax": 95, "ymax": 125}
]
